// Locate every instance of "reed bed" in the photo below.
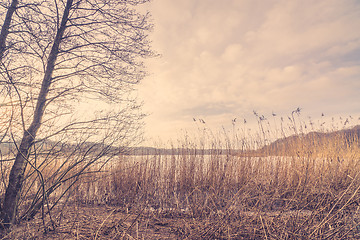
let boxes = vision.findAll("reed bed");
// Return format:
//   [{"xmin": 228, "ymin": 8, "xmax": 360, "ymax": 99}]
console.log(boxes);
[
  {"xmin": 66, "ymin": 114, "xmax": 360, "ymax": 239},
  {"xmin": 2, "ymin": 113, "xmax": 360, "ymax": 239}
]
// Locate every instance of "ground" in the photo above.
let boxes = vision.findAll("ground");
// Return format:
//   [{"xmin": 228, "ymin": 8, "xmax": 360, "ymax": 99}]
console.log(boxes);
[
  {"xmin": 1, "ymin": 203, "xmax": 181, "ymax": 239},
  {"xmin": 1, "ymin": 202, "xmax": 359, "ymax": 239}
]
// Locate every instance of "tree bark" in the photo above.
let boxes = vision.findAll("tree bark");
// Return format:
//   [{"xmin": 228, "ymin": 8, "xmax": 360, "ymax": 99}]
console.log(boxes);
[
  {"xmin": 1, "ymin": 0, "xmax": 73, "ymax": 226},
  {"xmin": 0, "ymin": 0, "xmax": 18, "ymax": 60}
]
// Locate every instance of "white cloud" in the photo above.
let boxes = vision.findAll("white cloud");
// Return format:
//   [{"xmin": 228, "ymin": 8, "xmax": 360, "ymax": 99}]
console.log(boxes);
[{"xmin": 139, "ymin": 0, "xmax": 360, "ymax": 144}]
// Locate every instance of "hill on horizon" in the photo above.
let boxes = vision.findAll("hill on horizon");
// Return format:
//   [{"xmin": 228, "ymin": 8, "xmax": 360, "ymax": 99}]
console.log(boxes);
[{"xmin": 258, "ymin": 125, "xmax": 360, "ymax": 156}]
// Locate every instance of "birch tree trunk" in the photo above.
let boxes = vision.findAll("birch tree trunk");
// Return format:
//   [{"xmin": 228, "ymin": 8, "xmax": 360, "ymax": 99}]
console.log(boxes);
[
  {"xmin": 1, "ymin": 0, "xmax": 73, "ymax": 226},
  {"xmin": 0, "ymin": 0, "xmax": 18, "ymax": 60}
]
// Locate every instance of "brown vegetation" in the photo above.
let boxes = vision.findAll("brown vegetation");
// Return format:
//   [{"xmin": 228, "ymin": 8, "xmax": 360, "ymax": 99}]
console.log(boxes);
[{"xmin": 1, "ymin": 114, "xmax": 360, "ymax": 239}]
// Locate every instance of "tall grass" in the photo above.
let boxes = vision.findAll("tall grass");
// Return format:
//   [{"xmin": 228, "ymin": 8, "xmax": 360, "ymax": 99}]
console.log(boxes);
[
  {"xmin": 69, "ymin": 112, "xmax": 360, "ymax": 238},
  {"xmin": 2, "ymin": 112, "xmax": 360, "ymax": 238}
]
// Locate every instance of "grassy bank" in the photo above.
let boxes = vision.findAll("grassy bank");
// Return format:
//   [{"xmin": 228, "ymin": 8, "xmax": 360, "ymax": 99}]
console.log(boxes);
[
  {"xmin": 69, "ymin": 116, "xmax": 360, "ymax": 239},
  {"xmin": 2, "ymin": 114, "xmax": 360, "ymax": 239}
]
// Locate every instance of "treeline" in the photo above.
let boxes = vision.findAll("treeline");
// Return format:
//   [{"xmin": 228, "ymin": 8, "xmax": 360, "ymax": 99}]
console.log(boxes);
[{"xmin": 259, "ymin": 125, "xmax": 360, "ymax": 156}]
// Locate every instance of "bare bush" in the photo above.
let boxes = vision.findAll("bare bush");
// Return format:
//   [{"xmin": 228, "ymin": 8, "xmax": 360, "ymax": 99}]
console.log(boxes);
[{"xmin": 0, "ymin": 0, "xmax": 153, "ymax": 228}]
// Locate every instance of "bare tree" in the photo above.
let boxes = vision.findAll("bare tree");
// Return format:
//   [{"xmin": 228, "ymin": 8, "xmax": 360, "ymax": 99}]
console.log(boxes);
[
  {"xmin": 0, "ymin": 0, "xmax": 153, "ymax": 227},
  {"xmin": 0, "ymin": 0, "xmax": 18, "ymax": 60}
]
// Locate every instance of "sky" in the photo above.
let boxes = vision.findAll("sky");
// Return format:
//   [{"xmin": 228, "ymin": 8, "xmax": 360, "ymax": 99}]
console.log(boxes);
[{"xmin": 138, "ymin": 0, "xmax": 360, "ymax": 145}]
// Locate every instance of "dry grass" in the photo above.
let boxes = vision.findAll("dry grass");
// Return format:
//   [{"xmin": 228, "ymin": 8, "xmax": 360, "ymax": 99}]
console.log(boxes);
[{"xmin": 2, "ymin": 113, "xmax": 360, "ymax": 239}]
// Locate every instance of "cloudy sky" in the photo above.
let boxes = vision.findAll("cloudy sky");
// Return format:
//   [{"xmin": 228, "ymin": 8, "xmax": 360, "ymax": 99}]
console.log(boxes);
[{"xmin": 138, "ymin": 0, "xmax": 360, "ymax": 144}]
